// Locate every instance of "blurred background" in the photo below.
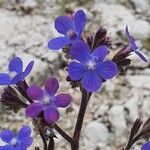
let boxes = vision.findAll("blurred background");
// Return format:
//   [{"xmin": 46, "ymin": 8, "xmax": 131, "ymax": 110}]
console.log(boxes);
[{"xmin": 0, "ymin": 0, "xmax": 149, "ymax": 149}]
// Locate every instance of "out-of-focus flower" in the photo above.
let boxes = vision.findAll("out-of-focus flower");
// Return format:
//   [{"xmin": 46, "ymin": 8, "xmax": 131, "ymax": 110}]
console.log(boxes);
[
  {"xmin": 142, "ymin": 141, "xmax": 150, "ymax": 150},
  {"xmin": 25, "ymin": 77, "xmax": 72, "ymax": 123},
  {"xmin": 0, "ymin": 126, "xmax": 33, "ymax": 150},
  {"xmin": 0, "ymin": 57, "xmax": 34, "ymax": 85},
  {"xmin": 125, "ymin": 25, "xmax": 148, "ymax": 62},
  {"xmin": 67, "ymin": 41, "xmax": 118, "ymax": 92},
  {"xmin": 48, "ymin": 10, "xmax": 86, "ymax": 50}
]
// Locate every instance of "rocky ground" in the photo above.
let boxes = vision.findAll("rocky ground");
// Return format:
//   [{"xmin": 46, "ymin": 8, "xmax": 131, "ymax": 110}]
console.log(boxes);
[{"xmin": 0, "ymin": 0, "xmax": 150, "ymax": 150}]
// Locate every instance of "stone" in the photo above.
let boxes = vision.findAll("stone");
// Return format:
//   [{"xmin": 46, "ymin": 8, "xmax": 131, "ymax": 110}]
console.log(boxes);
[
  {"xmin": 127, "ymin": 75, "xmax": 150, "ymax": 89},
  {"xmin": 0, "ymin": 9, "xmax": 16, "ymax": 40},
  {"xmin": 22, "ymin": 0, "xmax": 38, "ymax": 9},
  {"xmin": 92, "ymin": 4, "xmax": 150, "ymax": 40},
  {"xmin": 130, "ymin": 0, "xmax": 150, "ymax": 14},
  {"xmin": 142, "ymin": 98, "xmax": 150, "ymax": 118},
  {"xmin": 84, "ymin": 121, "xmax": 109, "ymax": 149},
  {"xmin": 124, "ymin": 94, "xmax": 139, "ymax": 122},
  {"xmin": 129, "ymin": 20, "xmax": 150, "ymax": 39},
  {"xmin": 109, "ymin": 105, "xmax": 126, "ymax": 136}
]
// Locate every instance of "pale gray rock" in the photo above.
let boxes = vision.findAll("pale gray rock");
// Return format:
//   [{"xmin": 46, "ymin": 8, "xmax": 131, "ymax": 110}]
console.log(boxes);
[
  {"xmin": 129, "ymin": 20, "xmax": 150, "ymax": 39},
  {"xmin": 142, "ymin": 98, "xmax": 150, "ymax": 118},
  {"xmin": 130, "ymin": 0, "xmax": 150, "ymax": 15},
  {"xmin": 109, "ymin": 105, "xmax": 126, "ymax": 136},
  {"xmin": 92, "ymin": 4, "xmax": 150, "ymax": 40},
  {"xmin": 0, "ymin": 9, "xmax": 17, "ymax": 40},
  {"xmin": 22, "ymin": 0, "xmax": 38, "ymax": 9},
  {"xmin": 127, "ymin": 75, "xmax": 150, "ymax": 89},
  {"xmin": 124, "ymin": 94, "xmax": 139, "ymax": 122},
  {"xmin": 84, "ymin": 121, "xmax": 109, "ymax": 149}
]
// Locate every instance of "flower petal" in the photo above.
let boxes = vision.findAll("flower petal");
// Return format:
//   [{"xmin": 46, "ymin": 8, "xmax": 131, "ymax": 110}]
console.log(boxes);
[
  {"xmin": 91, "ymin": 45, "xmax": 109, "ymax": 61},
  {"xmin": 17, "ymin": 126, "xmax": 31, "ymax": 141},
  {"xmin": 11, "ymin": 72, "xmax": 25, "ymax": 84},
  {"xmin": 55, "ymin": 16, "xmax": 73, "ymax": 34},
  {"xmin": 0, "ymin": 130, "xmax": 14, "ymax": 143},
  {"xmin": 23, "ymin": 61, "xmax": 34, "ymax": 77},
  {"xmin": 54, "ymin": 94, "xmax": 72, "ymax": 108},
  {"xmin": 44, "ymin": 107, "xmax": 59, "ymax": 123},
  {"xmin": 74, "ymin": 10, "xmax": 86, "ymax": 35},
  {"xmin": 19, "ymin": 137, "xmax": 33, "ymax": 149},
  {"xmin": 135, "ymin": 50, "xmax": 148, "ymax": 63},
  {"xmin": 81, "ymin": 71, "xmax": 102, "ymax": 92},
  {"xmin": 142, "ymin": 141, "xmax": 150, "ymax": 150},
  {"xmin": 67, "ymin": 61, "xmax": 86, "ymax": 80},
  {"xmin": 125, "ymin": 25, "xmax": 137, "ymax": 50},
  {"xmin": 0, "ymin": 73, "xmax": 11, "ymax": 85},
  {"xmin": 27, "ymin": 85, "xmax": 44, "ymax": 100},
  {"xmin": 0, "ymin": 145, "xmax": 14, "ymax": 150},
  {"xmin": 70, "ymin": 41, "xmax": 90, "ymax": 63},
  {"xmin": 25, "ymin": 103, "xmax": 43, "ymax": 118},
  {"xmin": 45, "ymin": 77, "xmax": 59, "ymax": 96},
  {"xmin": 11, "ymin": 61, "xmax": 34, "ymax": 84},
  {"xmin": 95, "ymin": 61, "xmax": 118, "ymax": 79},
  {"xmin": 9, "ymin": 57, "xmax": 23, "ymax": 73},
  {"xmin": 48, "ymin": 37, "xmax": 69, "ymax": 50}
]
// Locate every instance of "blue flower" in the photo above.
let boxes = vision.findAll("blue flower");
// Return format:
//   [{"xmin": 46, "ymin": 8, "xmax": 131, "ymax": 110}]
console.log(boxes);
[
  {"xmin": 142, "ymin": 141, "xmax": 150, "ymax": 150},
  {"xmin": 0, "ymin": 57, "xmax": 34, "ymax": 85},
  {"xmin": 0, "ymin": 126, "xmax": 33, "ymax": 150},
  {"xmin": 67, "ymin": 41, "xmax": 118, "ymax": 92},
  {"xmin": 48, "ymin": 10, "xmax": 86, "ymax": 50},
  {"xmin": 125, "ymin": 25, "xmax": 148, "ymax": 62},
  {"xmin": 25, "ymin": 77, "xmax": 72, "ymax": 123}
]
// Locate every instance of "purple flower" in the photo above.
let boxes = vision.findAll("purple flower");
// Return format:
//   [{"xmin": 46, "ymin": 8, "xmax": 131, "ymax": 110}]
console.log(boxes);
[
  {"xmin": 125, "ymin": 25, "xmax": 148, "ymax": 62},
  {"xmin": 0, "ymin": 126, "xmax": 32, "ymax": 150},
  {"xmin": 67, "ymin": 41, "xmax": 118, "ymax": 92},
  {"xmin": 25, "ymin": 77, "xmax": 72, "ymax": 123},
  {"xmin": 142, "ymin": 141, "xmax": 150, "ymax": 150},
  {"xmin": 48, "ymin": 10, "xmax": 86, "ymax": 50},
  {"xmin": 0, "ymin": 57, "xmax": 34, "ymax": 85}
]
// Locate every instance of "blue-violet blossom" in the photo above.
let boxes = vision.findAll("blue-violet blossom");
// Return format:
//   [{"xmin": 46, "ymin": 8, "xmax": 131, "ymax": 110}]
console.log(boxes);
[
  {"xmin": 48, "ymin": 10, "xmax": 86, "ymax": 50},
  {"xmin": 67, "ymin": 41, "xmax": 118, "ymax": 92},
  {"xmin": 0, "ymin": 126, "xmax": 32, "ymax": 150},
  {"xmin": 142, "ymin": 141, "xmax": 150, "ymax": 150},
  {"xmin": 25, "ymin": 77, "xmax": 72, "ymax": 123},
  {"xmin": 0, "ymin": 57, "xmax": 34, "ymax": 85},
  {"xmin": 125, "ymin": 25, "xmax": 148, "ymax": 62}
]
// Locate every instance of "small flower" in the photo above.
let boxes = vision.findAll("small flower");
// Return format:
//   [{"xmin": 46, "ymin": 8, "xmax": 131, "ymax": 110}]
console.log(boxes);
[
  {"xmin": 48, "ymin": 10, "xmax": 86, "ymax": 50},
  {"xmin": 0, "ymin": 57, "xmax": 34, "ymax": 85},
  {"xmin": 142, "ymin": 141, "xmax": 150, "ymax": 150},
  {"xmin": 125, "ymin": 25, "xmax": 148, "ymax": 62},
  {"xmin": 0, "ymin": 126, "xmax": 33, "ymax": 150},
  {"xmin": 25, "ymin": 77, "xmax": 72, "ymax": 123},
  {"xmin": 67, "ymin": 41, "xmax": 118, "ymax": 92}
]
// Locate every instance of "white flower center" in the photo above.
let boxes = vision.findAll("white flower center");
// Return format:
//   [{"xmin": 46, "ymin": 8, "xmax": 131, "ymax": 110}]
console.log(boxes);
[
  {"xmin": 10, "ymin": 138, "xmax": 17, "ymax": 146},
  {"xmin": 8, "ymin": 71, "xmax": 17, "ymax": 79},
  {"xmin": 86, "ymin": 60, "xmax": 96, "ymax": 70},
  {"xmin": 42, "ymin": 95, "xmax": 51, "ymax": 106}
]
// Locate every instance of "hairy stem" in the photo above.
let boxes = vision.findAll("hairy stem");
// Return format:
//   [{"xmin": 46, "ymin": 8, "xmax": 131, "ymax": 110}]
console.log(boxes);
[
  {"xmin": 124, "ymin": 133, "xmax": 143, "ymax": 150},
  {"xmin": 53, "ymin": 124, "xmax": 72, "ymax": 143},
  {"xmin": 71, "ymin": 89, "xmax": 91, "ymax": 150},
  {"xmin": 48, "ymin": 137, "xmax": 54, "ymax": 150}
]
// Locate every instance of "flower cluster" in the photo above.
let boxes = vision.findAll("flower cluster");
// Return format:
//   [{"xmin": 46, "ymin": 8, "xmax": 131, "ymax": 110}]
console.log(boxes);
[
  {"xmin": 0, "ymin": 126, "xmax": 32, "ymax": 150},
  {"xmin": 0, "ymin": 9, "xmax": 148, "ymax": 150}
]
